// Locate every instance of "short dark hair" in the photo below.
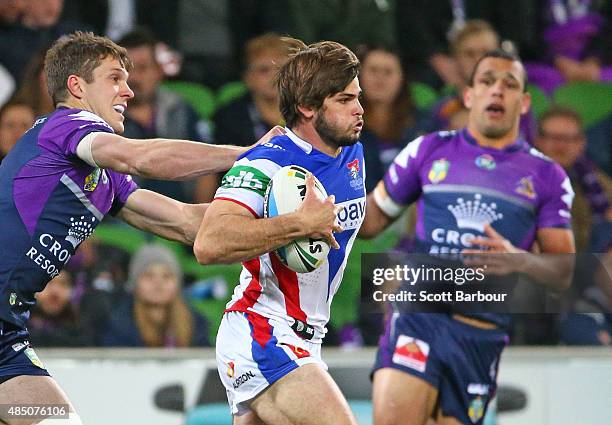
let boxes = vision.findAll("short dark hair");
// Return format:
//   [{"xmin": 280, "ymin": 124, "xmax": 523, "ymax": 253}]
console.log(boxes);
[
  {"xmin": 467, "ymin": 48, "xmax": 527, "ymax": 91},
  {"xmin": 538, "ymin": 105, "xmax": 583, "ymax": 135},
  {"xmin": 277, "ymin": 39, "xmax": 360, "ymax": 127},
  {"xmin": 44, "ymin": 31, "xmax": 132, "ymax": 105}
]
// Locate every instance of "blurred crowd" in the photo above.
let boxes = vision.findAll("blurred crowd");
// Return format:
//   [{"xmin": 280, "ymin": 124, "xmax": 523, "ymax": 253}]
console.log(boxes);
[{"xmin": 1, "ymin": 0, "xmax": 610, "ymax": 348}]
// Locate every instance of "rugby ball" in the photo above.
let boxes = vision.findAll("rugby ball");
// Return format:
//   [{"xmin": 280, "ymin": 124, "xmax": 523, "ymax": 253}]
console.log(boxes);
[{"xmin": 264, "ymin": 165, "xmax": 331, "ymax": 273}]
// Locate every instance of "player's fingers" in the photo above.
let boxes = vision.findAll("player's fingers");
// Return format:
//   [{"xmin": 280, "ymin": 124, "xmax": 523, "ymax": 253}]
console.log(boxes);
[
  {"xmin": 327, "ymin": 233, "xmax": 340, "ymax": 249},
  {"xmin": 332, "ymin": 223, "xmax": 344, "ymax": 233},
  {"xmin": 333, "ymin": 203, "xmax": 343, "ymax": 215},
  {"xmin": 483, "ymin": 223, "xmax": 502, "ymax": 239}
]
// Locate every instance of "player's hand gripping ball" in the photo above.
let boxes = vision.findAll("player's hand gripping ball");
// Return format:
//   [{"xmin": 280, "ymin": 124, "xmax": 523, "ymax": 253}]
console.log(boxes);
[{"xmin": 264, "ymin": 165, "xmax": 331, "ymax": 273}]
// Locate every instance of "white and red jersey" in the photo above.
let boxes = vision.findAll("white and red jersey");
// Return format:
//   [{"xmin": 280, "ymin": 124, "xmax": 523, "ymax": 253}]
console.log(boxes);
[{"xmin": 215, "ymin": 129, "xmax": 366, "ymax": 342}]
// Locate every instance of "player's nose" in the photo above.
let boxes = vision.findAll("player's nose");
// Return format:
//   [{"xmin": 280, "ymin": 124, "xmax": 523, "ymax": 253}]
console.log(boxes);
[{"xmin": 122, "ymin": 82, "xmax": 135, "ymax": 100}]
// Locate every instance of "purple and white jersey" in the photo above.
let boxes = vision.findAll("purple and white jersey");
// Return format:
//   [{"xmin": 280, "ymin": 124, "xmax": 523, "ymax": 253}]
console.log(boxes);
[
  {"xmin": 0, "ymin": 108, "xmax": 138, "ymax": 328},
  {"xmin": 383, "ymin": 128, "xmax": 573, "ymax": 254}
]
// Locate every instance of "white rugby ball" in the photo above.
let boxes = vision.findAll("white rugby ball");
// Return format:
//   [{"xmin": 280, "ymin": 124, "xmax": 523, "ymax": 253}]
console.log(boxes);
[{"xmin": 264, "ymin": 165, "xmax": 331, "ymax": 273}]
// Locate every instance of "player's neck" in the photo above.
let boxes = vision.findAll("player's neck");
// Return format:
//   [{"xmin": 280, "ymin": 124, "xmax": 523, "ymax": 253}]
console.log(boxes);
[
  {"xmin": 57, "ymin": 98, "xmax": 89, "ymax": 112},
  {"xmin": 467, "ymin": 123, "xmax": 520, "ymax": 150},
  {"xmin": 292, "ymin": 123, "xmax": 342, "ymax": 157}
]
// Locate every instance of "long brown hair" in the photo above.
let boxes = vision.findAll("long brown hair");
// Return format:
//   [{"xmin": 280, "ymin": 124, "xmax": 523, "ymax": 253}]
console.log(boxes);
[
  {"xmin": 277, "ymin": 38, "xmax": 360, "ymax": 127},
  {"xmin": 134, "ymin": 298, "xmax": 194, "ymax": 347},
  {"xmin": 357, "ymin": 45, "xmax": 415, "ymax": 141}
]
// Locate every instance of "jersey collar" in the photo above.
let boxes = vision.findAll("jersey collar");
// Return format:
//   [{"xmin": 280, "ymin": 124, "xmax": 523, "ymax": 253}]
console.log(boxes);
[{"xmin": 285, "ymin": 127, "xmax": 313, "ymax": 154}]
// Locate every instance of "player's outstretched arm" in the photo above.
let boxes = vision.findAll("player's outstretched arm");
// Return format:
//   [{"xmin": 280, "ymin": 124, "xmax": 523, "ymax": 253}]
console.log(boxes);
[
  {"xmin": 80, "ymin": 126, "xmax": 285, "ymax": 180},
  {"xmin": 359, "ymin": 182, "xmax": 397, "ymax": 239},
  {"xmin": 194, "ymin": 174, "xmax": 342, "ymax": 265},
  {"xmin": 118, "ymin": 189, "xmax": 208, "ymax": 245}
]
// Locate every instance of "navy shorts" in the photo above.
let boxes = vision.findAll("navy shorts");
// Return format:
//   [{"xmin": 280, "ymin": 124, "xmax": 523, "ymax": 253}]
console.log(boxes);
[
  {"xmin": 374, "ymin": 313, "xmax": 508, "ymax": 425},
  {"xmin": 0, "ymin": 321, "xmax": 50, "ymax": 383}
]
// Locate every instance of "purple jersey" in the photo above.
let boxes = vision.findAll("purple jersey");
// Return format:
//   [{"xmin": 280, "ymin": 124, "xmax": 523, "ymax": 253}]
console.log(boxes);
[
  {"xmin": 0, "ymin": 108, "xmax": 138, "ymax": 328},
  {"xmin": 384, "ymin": 128, "xmax": 573, "ymax": 254}
]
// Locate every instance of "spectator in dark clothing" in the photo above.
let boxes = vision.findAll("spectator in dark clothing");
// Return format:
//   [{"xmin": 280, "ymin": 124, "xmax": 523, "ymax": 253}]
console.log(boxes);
[
  {"xmin": 395, "ymin": 0, "xmax": 536, "ymax": 88},
  {"xmin": 0, "ymin": 0, "xmax": 92, "ymax": 83},
  {"xmin": 201, "ymin": 33, "xmax": 293, "ymax": 201},
  {"xmin": 101, "ymin": 244, "xmax": 210, "ymax": 347},
  {"xmin": 0, "ymin": 98, "xmax": 35, "ymax": 162},
  {"xmin": 29, "ymin": 271, "xmax": 96, "ymax": 346},
  {"xmin": 534, "ymin": 105, "xmax": 612, "ymax": 251},
  {"xmin": 524, "ymin": 0, "xmax": 612, "ymax": 94},
  {"xmin": 118, "ymin": 28, "xmax": 211, "ymax": 203},
  {"xmin": 357, "ymin": 45, "xmax": 435, "ymax": 190}
]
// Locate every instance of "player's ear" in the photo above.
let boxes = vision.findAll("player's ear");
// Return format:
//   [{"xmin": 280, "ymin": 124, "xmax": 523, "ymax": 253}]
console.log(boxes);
[
  {"xmin": 66, "ymin": 74, "xmax": 85, "ymax": 100},
  {"xmin": 463, "ymin": 86, "xmax": 473, "ymax": 109},
  {"xmin": 297, "ymin": 104, "xmax": 316, "ymax": 120},
  {"xmin": 520, "ymin": 91, "xmax": 531, "ymax": 115}
]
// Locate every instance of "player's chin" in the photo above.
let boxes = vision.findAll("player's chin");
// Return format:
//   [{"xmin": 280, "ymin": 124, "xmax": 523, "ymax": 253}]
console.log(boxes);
[{"xmin": 110, "ymin": 121, "xmax": 125, "ymax": 134}]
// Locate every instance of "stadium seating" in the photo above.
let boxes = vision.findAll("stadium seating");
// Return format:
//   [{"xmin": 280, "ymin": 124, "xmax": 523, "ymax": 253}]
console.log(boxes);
[
  {"xmin": 553, "ymin": 82, "xmax": 612, "ymax": 128},
  {"xmin": 216, "ymin": 81, "xmax": 248, "ymax": 107},
  {"xmin": 410, "ymin": 82, "xmax": 439, "ymax": 110},
  {"xmin": 161, "ymin": 81, "xmax": 217, "ymax": 120},
  {"xmin": 526, "ymin": 83, "xmax": 551, "ymax": 119}
]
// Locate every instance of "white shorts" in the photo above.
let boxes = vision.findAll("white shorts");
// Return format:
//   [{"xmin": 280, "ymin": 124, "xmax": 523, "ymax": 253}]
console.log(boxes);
[{"xmin": 216, "ymin": 311, "xmax": 326, "ymax": 415}]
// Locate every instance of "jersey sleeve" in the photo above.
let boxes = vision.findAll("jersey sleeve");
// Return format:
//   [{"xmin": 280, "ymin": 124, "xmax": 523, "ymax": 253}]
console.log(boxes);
[
  {"xmin": 41, "ymin": 110, "xmax": 114, "ymax": 158},
  {"xmin": 214, "ymin": 145, "xmax": 285, "ymax": 217},
  {"xmin": 538, "ymin": 163, "xmax": 574, "ymax": 229},
  {"xmin": 108, "ymin": 172, "xmax": 139, "ymax": 216},
  {"xmin": 381, "ymin": 135, "xmax": 427, "ymax": 208}
]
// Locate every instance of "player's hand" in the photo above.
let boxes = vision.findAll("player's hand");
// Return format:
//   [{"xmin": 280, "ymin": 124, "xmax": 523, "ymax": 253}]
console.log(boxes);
[
  {"xmin": 462, "ymin": 224, "xmax": 526, "ymax": 275},
  {"xmin": 297, "ymin": 173, "xmax": 343, "ymax": 249}
]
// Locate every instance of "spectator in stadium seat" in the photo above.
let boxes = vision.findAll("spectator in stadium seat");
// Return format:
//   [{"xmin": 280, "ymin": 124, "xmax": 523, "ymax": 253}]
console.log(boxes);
[
  {"xmin": 0, "ymin": 98, "xmax": 35, "ymax": 162},
  {"xmin": 0, "ymin": 0, "xmax": 92, "ymax": 83},
  {"xmin": 357, "ymin": 45, "xmax": 435, "ymax": 191},
  {"xmin": 101, "ymin": 244, "xmax": 210, "ymax": 347},
  {"xmin": 118, "ymin": 28, "xmax": 212, "ymax": 204},
  {"xmin": 560, "ymin": 247, "xmax": 612, "ymax": 345},
  {"xmin": 13, "ymin": 48, "xmax": 55, "ymax": 117},
  {"xmin": 534, "ymin": 105, "xmax": 612, "ymax": 252},
  {"xmin": 29, "ymin": 270, "xmax": 96, "ymax": 346},
  {"xmin": 524, "ymin": 0, "xmax": 612, "ymax": 94},
  {"xmin": 200, "ymin": 33, "xmax": 293, "ymax": 202}
]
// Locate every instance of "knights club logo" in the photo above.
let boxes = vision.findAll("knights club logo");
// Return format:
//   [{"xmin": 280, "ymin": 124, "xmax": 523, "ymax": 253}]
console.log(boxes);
[
  {"xmin": 347, "ymin": 159, "xmax": 360, "ymax": 179},
  {"xmin": 226, "ymin": 361, "xmax": 235, "ymax": 378},
  {"xmin": 447, "ymin": 194, "xmax": 503, "ymax": 232}
]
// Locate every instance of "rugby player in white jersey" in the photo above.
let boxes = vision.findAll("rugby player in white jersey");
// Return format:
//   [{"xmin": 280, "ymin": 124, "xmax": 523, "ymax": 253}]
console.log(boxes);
[{"xmin": 195, "ymin": 38, "xmax": 366, "ymax": 425}]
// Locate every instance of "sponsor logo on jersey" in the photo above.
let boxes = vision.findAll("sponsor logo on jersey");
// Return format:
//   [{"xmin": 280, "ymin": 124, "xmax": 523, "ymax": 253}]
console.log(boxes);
[
  {"xmin": 84, "ymin": 168, "xmax": 107, "ymax": 191},
  {"xmin": 392, "ymin": 335, "xmax": 429, "ymax": 372},
  {"xmin": 428, "ymin": 159, "xmax": 449, "ymax": 184},
  {"xmin": 515, "ymin": 176, "xmax": 536, "ymax": 199},
  {"xmin": 233, "ymin": 370, "xmax": 256, "ymax": 389},
  {"xmin": 475, "ymin": 154, "xmax": 496, "ymax": 170},
  {"xmin": 467, "ymin": 383, "xmax": 490, "ymax": 395},
  {"xmin": 65, "ymin": 215, "xmax": 96, "ymax": 248},
  {"xmin": 468, "ymin": 396, "xmax": 486, "ymax": 423},
  {"xmin": 335, "ymin": 198, "xmax": 366, "ymax": 230},
  {"xmin": 226, "ymin": 361, "xmax": 235, "ymax": 378},
  {"xmin": 447, "ymin": 194, "xmax": 503, "ymax": 232},
  {"xmin": 12, "ymin": 341, "xmax": 28, "ymax": 352},
  {"xmin": 24, "ymin": 347, "xmax": 45, "ymax": 369},
  {"xmin": 221, "ymin": 166, "xmax": 270, "ymax": 196},
  {"xmin": 9, "ymin": 293, "xmax": 17, "ymax": 306}
]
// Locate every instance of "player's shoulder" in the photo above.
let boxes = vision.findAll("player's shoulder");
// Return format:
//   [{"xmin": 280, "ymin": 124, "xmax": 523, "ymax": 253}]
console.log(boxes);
[
  {"xmin": 394, "ymin": 130, "xmax": 456, "ymax": 166},
  {"xmin": 49, "ymin": 108, "xmax": 113, "ymax": 129},
  {"xmin": 238, "ymin": 134, "xmax": 296, "ymax": 166}
]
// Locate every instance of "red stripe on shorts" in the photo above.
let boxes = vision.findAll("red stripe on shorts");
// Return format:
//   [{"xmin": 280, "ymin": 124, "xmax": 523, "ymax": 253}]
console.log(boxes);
[
  {"xmin": 245, "ymin": 311, "xmax": 273, "ymax": 348},
  {"xmin": 213, "ymin": 197, "xmax": 259, "ymax": 218}
]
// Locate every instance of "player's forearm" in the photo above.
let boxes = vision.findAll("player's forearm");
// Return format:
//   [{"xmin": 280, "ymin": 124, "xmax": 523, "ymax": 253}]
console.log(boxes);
[
  {"xmin": 121, "ymin": 201, "xmax": 208, "ymax": 245},
  {"xmin": 134, "ymin": 139, "xmax": 245, "ymax": 180},
  {"xmin": 518, "ymin": 253, "xmax": 574, "ymax": 292},
  {"xmin": 194, "ymin": 213, "xmax": 308, "ymax": 265}
]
